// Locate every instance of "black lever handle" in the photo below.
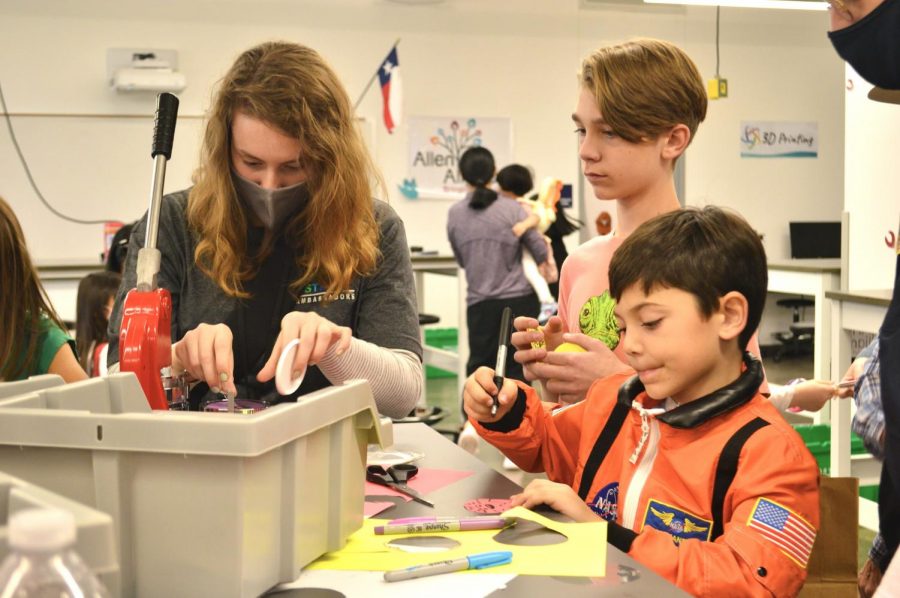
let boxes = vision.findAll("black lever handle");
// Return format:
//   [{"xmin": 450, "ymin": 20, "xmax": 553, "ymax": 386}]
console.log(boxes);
[{"xmin": 151, "ymin": 92, "xmax": 179, "ymax": 160}]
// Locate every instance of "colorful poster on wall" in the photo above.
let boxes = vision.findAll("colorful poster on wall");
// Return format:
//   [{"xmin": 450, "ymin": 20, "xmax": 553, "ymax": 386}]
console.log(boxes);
[
  {"xmin": 399, "ymin": 116, "xmax": 512, "ymax": 200},
  {"xmin": 740, "ymin": 121, "xmax": 818, "ymax": 158}
]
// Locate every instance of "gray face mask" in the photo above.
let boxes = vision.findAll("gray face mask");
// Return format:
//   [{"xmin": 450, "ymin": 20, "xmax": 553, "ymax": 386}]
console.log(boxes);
[{"xmin": 232, "ymin": 171, "xmax": 309, "ymax": 230}]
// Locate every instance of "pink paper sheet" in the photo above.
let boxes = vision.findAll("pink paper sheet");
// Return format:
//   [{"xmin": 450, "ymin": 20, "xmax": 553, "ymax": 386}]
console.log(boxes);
[
  {"xmin": 463, "ymin": 498, "xmax": 513, "ymax": 514},
  {"xmin": 365, "ymin": 467, "xmax": 473, "ymax": 502}
]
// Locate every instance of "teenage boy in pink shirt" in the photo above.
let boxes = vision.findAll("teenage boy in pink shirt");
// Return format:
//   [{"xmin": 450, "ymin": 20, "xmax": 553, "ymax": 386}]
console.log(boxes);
[{"xmin": 512, "ymin": 38, "xmax": 769, "ymax": 406}]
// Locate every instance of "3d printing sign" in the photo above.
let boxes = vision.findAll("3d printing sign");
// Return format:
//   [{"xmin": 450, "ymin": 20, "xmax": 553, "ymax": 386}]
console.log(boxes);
[
  {"xmin": 740, "ymin": 121, "xmax": 818, "ymax": 158},
  {"xmin": 400, "ymin": 116, "xmax": 512, "ymax": 200}
]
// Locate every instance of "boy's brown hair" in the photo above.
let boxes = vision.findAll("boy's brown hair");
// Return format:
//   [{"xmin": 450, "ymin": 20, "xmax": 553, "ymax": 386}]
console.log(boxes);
[
  {"xmin": 608, "ymin": 206, "xmax": 767, "ymax": 350},
  {"xmin": 581, "ymin": 38, "xmax": 707, "ymax": 148}
]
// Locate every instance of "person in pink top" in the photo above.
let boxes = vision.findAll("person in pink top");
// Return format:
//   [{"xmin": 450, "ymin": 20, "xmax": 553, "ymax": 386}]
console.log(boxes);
[{"xmin": 510, "ymin": 38, "xmax": 712, "ymax": 406}]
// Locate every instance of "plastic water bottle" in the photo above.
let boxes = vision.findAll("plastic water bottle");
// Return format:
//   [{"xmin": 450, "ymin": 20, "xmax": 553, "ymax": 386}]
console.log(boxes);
[{"xmin": 0, "ymin": 508, "xmax": 110, "ymax": 598}]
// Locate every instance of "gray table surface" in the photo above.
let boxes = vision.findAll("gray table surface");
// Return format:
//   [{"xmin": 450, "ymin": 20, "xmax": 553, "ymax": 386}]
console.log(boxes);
[{"xmin": 383, "ymin": 423, "xmax": 689, "ymax": 597}]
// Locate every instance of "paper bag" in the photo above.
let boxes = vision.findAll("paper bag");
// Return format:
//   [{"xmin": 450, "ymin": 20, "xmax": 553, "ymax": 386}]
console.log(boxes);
[{"xmin": 799, "ymin": 476, "xmax": 860, "ymax": 597}]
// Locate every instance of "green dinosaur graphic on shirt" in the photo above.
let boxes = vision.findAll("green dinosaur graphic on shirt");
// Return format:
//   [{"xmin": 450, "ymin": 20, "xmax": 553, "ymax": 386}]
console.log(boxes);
[{"xmin": 579, "ymin": 291, "xmax": 620, "ymax": 350}]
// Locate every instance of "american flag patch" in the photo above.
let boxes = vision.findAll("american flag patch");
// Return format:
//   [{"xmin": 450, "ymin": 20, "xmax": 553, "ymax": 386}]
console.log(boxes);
[{"xmin": 747, "ymin": 498, "xmax": 816, "ymax": 568}]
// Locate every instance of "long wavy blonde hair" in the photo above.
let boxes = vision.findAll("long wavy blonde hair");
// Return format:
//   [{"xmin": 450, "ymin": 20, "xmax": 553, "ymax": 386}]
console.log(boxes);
[{"xmin": 187, "ymin": 41, "xmax": 383, "ymax": 299}]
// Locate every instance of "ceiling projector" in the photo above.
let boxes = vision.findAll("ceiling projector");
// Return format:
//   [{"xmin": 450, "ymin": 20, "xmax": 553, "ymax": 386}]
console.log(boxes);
[{"xmin": 111, "ymin": 57, "xmax": 186, "ymax": 93}]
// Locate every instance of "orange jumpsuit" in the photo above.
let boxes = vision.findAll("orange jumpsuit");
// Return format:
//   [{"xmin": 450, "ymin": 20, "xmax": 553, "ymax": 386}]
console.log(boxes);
[{"xmin": 473, "ymin": 360, "xmax": 820, "ymax": 597}]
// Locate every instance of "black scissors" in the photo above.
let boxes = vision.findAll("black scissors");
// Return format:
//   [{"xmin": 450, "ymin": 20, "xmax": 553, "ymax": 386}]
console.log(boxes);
[{"xmin": 366, "ymin": 463, "xmax": 434, "ymax": 507}]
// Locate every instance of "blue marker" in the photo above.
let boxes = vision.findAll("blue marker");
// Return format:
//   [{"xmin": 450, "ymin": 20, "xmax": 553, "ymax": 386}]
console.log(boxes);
[{"xmin": 383, "ymin": 551, "xmax": 512, "ymax": 582}]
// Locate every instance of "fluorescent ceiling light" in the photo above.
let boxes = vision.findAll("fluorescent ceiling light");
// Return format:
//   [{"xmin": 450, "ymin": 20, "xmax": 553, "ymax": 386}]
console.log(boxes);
[{"xmin": 644, "ymin": 0, "xmax": 827, "ymax": 10}]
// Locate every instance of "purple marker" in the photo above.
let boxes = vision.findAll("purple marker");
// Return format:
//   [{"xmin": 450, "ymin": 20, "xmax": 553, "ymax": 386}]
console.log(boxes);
[
  {"xmin": 387, "ymin": 517, "xmax": 435, "ymax": 525},
  {"xmin": 374, "ymin": 517, "xmax": 515, "ymax": 535},
  {"xmin": 387, "ymin": 516, "xmax": 464, "ymax": 525}
]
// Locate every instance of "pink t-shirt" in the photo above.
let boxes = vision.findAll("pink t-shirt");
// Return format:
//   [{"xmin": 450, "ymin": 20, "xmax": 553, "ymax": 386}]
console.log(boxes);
[
  {"xmin": 556, "ymin": 233, "xmax": 769, "ymax": 391},
  {"xmin": 558, "ymin": 233, "xmax": 627, "ymax": 361}
]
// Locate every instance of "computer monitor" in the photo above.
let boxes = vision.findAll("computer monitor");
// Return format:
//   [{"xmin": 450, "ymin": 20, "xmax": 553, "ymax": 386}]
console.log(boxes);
[{"xmin": 789, "ymin": 221, "xmax": 841, "ymax": 259}]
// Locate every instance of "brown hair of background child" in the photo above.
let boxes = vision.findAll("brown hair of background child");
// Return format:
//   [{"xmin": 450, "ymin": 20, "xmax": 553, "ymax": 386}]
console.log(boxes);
[
  {"xmin": 581, "ymin": 38, "xmax": 707, "ymax": 153},
  {"xmin": 608, "ymin": 205, "xmax": 768, "ymax": 350},
  {"xmin": 76, "ymin": 271, "xmax": 122, "ymax": 373},
  {"xmin": 0, "ymin": 196, "xmax": 69, "ymax": 380}
]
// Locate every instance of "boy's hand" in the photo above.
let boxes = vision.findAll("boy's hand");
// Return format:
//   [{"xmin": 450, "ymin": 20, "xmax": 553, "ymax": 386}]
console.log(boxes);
[
  {"xmin": 512, "ymin": 222, "xmax": 528, "ymax": 237},
  {"xmin": 510, "ymin": 479, "xmax": 599, "ymax": 523},
  {"xmin": 528, "ymin": 332, "xmax": 631, "ymax": 404},
  {"xmin": 463, "ymin": 366, "xmax": 519, "ymax": 423},
  {"xmin": 540, "ymin": 316, "xmax": 566, "ymax": 349},
  {"xmin": 510, "ymin": 316, "xmax": 549, "ymax": 382}
]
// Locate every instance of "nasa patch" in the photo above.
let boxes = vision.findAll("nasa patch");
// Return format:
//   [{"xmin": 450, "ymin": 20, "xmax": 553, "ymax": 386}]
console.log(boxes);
[{"xmin": 589, "ymin": 482, "xmax": 619, "ymax": 522}]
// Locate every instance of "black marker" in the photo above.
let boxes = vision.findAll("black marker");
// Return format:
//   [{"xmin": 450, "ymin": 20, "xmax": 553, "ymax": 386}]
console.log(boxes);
[{"xmin": 492, "ymin": 307, "xmax": 513, "ymax": 416}]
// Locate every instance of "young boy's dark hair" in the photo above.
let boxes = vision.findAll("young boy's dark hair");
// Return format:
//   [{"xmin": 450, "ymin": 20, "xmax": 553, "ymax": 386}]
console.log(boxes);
[
  {"xmin": 608, "ymin": 206, "xmax": 767, "ymax": 350},
  {"xmin": 496, "ymin": 164, "xmax": 533, "ymax": 198}
]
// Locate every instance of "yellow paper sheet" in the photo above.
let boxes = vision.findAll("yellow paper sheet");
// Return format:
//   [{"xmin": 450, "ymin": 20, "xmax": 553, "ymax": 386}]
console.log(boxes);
[{"xmin": 307, "ymin": 506, "xmax": 606, "ymax": 577}]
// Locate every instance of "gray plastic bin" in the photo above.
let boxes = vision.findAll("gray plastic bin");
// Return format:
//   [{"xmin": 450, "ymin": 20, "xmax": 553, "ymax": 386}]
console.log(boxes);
[
  {"xmin": 0, "ymin": 373, "xmax": 391, "ymax": 598},
  {"xmin": 0, "ymin": 373, "xmax": 63, "ymax": 399}
]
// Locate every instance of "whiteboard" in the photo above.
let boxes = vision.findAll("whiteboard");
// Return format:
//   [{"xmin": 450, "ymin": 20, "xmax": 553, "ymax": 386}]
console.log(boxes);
[{"xmin": 0, "ymin": 113, "xmax": 203, "ymax": 262}]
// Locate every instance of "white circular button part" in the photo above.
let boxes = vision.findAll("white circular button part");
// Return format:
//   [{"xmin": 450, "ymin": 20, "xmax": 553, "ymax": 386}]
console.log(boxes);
[{"xmin": 275, "ymin": 338, "xmax": 306, "ymax": 396}]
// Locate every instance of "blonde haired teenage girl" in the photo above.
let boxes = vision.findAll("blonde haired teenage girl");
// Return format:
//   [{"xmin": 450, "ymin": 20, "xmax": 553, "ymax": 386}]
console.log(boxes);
[{"xmin": 108, "ymin": 42, "xmax": 421, "ymax": 416}]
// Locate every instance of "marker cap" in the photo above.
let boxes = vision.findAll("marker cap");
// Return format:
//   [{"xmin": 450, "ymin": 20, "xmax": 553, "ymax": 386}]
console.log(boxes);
[{"xmin": 467, "ymin": 551, "xmax": 512, "ymax": 569}]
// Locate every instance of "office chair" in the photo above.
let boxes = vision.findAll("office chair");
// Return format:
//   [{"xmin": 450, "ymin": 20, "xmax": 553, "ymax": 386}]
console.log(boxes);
[{"xmin": 773, "ymin": 297, "xmax": 814, "ymax": 362}]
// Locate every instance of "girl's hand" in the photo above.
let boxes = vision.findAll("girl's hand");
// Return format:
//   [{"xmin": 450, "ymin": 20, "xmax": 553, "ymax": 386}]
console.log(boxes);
[
  {"xmin": 172, "ymin": 323, "xmax": 237, "ymax": 394},
  {"xmin": 256, "ymin": 311, "xmax": 352, "ymax": 384},
  {"xmin": 789, "ymin": 379, "xmax": 841, "ymax": 412}
]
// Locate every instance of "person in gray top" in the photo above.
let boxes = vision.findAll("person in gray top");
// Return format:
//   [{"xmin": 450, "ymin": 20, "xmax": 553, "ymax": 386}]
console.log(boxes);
[
  {"xmin": 107, "ymin": 41, "xmax": 422, "ymax": 418},
  {"xmin": 447, "ymin": 146, "xmax": 548, "ymax": 382}
]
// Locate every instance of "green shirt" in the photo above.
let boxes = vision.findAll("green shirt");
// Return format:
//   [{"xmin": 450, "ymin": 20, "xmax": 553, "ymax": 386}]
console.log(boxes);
[{"xmin": 7, "ymin": 315, "xmax": 76, "ymax": 380}]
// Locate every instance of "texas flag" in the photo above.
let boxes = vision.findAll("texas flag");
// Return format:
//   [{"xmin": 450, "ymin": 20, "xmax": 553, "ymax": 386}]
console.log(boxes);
[{"xmin": 377, "ymin": 47, "xmax": 402, "ymax": 134}]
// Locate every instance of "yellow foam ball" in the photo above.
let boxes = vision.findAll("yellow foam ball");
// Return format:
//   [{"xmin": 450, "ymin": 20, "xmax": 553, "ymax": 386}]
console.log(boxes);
[{"xmin": 554, "ymin": 342, "xmax": 586, "ymax": 353}]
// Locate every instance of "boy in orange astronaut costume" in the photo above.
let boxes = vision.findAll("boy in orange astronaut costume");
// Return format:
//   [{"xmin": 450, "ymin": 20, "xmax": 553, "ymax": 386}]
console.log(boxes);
[{"xmin": 464, "ymin": 206, "xmax": 820, "ymax": 597}]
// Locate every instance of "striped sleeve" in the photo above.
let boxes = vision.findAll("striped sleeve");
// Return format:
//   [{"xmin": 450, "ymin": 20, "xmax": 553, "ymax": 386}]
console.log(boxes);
[{"xmin": 317, "ymin": 336, "xmax": 422, "ymax": 419}]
